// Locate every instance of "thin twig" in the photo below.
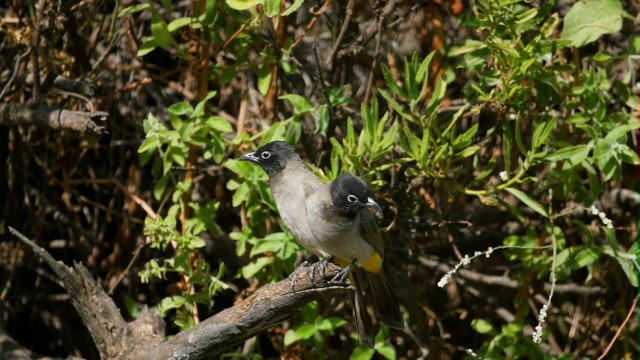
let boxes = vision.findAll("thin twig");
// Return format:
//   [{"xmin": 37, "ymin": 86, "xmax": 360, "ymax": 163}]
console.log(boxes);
[
  {"xmin": 313, "ymin": 46, "xmax": 336, "ymax": 138},
  {"xmin": 68, "ymin": 178, "xmax": 157, "ymax": 219},
  {"xmin": 108, "ymin": 241, "xmax": 146, "ymax": 295},
  {"xmin": 292, "ymin": 1, "xmax": 332, "ymax": 48},
  {"xmin": 325, "ymin": 0, "xmax": 354, "ymax": 72},
  {"xmin": 364, "ymin": 0, "xmax": 393, "ymax": 105},
  {"xmin": 597, "ymin": 295, "xmax": 638, "ymax": 360},
  {"xmin": 0, "ymin": 48, "xmax": 32, "ymax": 100},
  {"xmin": 223, "ymin": 23, "xmax": 250, "ymax": 51},
  {"xmin": 31, "ymin": 0, "xmax": 46, "ymax": 100},
  {"xmin": 53, "ymin": 91, "xmax": 95, "ymax": 112}
]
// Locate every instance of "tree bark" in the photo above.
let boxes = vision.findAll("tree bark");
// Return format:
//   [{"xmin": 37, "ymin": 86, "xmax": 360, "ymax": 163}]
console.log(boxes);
[
  {"xmin": 9, "ymin": 227, "xmax": 350, "ymax": 360},
  {"xmin": 0, "ymin": 103, "xmax": 107, "ymax": 135}
]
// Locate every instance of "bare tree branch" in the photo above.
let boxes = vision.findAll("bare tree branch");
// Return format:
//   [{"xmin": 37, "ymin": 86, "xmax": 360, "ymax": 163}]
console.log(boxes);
[
  {"xmin": 0, "ymin": 103, "xmax": 107, "ymax": 135},
  {"xmin": 9, "ymin": 227, "xmax": 350, "ymax": 360}
]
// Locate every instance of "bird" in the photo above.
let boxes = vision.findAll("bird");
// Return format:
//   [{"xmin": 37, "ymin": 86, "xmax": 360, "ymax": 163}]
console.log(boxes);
[{"xmin": 239, "ymin": 141, "xmax": 404, "ymax": 347}]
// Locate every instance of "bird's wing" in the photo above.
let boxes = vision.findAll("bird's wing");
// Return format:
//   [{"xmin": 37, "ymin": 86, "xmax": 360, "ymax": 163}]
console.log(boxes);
[{"xmin": 358, "ymin": 209, "xmax": 385, "ymax": 257}]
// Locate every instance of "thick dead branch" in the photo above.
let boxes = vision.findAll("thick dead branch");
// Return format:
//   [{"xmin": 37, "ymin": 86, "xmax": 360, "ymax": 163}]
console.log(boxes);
[
  {"xmin": 0, "ymin": 103, "xmax": 107, "ymax": 135},
  {"xmin": 9, "ymin": 227, "xmax": 136, "ymax": 358},
  {"xmin": 135, "ymin": 267, "xmax": 349, "ymax": 359},
  {"xmin": 9, "ymin": 227, "xmax": 350, "ymax": 360}
]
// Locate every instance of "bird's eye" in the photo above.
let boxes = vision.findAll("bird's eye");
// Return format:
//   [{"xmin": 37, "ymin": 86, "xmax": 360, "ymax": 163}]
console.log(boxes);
[
  {"xmin": 261, "ymin": 151, "xmax": 271, "ymax": 159},
  {"xmin": 347, "ymin": 194, "xmax": 358, "ymax": 203}
]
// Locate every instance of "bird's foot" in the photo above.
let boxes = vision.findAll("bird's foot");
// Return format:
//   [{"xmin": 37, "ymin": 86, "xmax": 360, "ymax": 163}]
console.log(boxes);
[
  {"xmin": 330, "ymin": 258, "xmax": 357, "ymax": 284},
  {"xmin": 289, "ymin": 255, "xmax": 335, "ymax": 291},
  {"xmin": 289, "ymin": 257, "xmax": 315, "ymax": 292},
  {"xmin": 308, "ymin": 255, "xmax": 334, "ymax": 284}
]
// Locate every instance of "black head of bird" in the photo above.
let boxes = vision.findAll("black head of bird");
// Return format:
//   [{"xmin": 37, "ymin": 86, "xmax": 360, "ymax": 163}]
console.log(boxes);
[
  {"xmin": 238, "ymin": 141, "xmax": 299, "ymax": 178},
  {"xmin": 330, "ymin": 174, "xmax": 383, "ymax": 219}
]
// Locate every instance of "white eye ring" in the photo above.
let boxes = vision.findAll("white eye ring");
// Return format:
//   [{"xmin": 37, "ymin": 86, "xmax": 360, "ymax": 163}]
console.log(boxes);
[
  {"xmin": 261, "ymin": 151, "xmax": 271, "ymax": 159},
  {"xmin": 347, "ymin": 194, "xmax": 358, "ymax": 203}
]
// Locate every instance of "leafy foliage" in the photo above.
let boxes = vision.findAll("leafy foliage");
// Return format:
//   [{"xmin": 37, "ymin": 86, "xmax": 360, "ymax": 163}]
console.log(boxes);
[{"xmin": 2, "ymin": 0, "xmax": 637, "ymax": 358}]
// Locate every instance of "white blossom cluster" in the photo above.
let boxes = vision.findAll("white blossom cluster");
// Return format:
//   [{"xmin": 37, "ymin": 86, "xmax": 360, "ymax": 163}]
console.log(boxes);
[
  {"xmin": 437, "ymin": 248, "xmax": 494, "ymax": 288},
  {"xmin": 533, "ymin": 303, "xmax": 549, "ymax": 344},
  {"xmin": 589, "ymin": 205, "xmax": 613, "ymax": 229}
]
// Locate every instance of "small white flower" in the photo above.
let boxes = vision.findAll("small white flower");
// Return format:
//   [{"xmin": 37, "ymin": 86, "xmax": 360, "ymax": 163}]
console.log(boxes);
[
  {"xmin": 533, "ymin": 324, "xmax": 544, "ymax": 344},
  {"xmin": 467, "ymin": 349, "xmax": 478, "ymax": 356},
  {"xmin": 474, "ymin": 251, "xmax": 482, "ymax": 256},
  {"xmin": 499, "ymin": 171, "xmax": 508, "ymax": 181},
  {"xmin": 461, "ymin": 255, "xmax": 471, "ymax": 266},
  {"xmin": 486, "ymin": 247, "xmax": 493, "ymax": 258},
  {"xmin": 591, "ymin": 206, "xmax": 614, "ymax": 229},
  {"xmin": 438, "ymin": 271, "xmax": 454, "ymax": 288},
  {"xmin": 538, "ymin": 304, "xmax": 548, "ymax": 323}
]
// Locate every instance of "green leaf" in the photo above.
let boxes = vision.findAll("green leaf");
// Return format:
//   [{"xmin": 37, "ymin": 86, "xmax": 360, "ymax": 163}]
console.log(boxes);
[
  {"xmin": 260, "ymin": 122, "xmax": 285, "ymax": 144},
  {"xmin": 315, "ymin": 316, "xmax": 347, "ymax": 331},
  {"xmin": 283, "ymin": 324, "xmax": 317, "ymax": 346},
  {"xmin": 168, "ymin": 102, "xmax": 194, "ymax": 116},
  {"xmin": 350, "ymin": 345, "xmax": 375, "ymax": 360},
  {"xmin": 138, "ymin": 137, "xmax": 159, "ymax": 154},
  {"xmin": 257, "ymin": 67, "xmax": 272, "ymax": 96},
  {"xmin": 280, "ymin": 94, "xmax": 313, "ymax": 113},
  {"xmin": 206, "ymin": 116, "xmax": 233, "ymax": 133},
  {"xmin": 416, "ymin": 51, "xmax": 435, "ymax": 84},
  {"xmin": 188, "ymin": 236, "xmax": 206, "ymax": 249},
  {"xmin": 570, "ymin": 246, "xmax": 602, "ymax": 268},
  {"xmin": 192, "ymin": 91, "xmax": 217, "ymax": 118},
  {"xmin": 250, "ymin": 239, "xmax": 285, "ymax": 257},
  {"xmin": 226, "ymin": 0, "xmax": 263, "ymax": 11},
  {"xmin": 617, "ymin": 144, "xmax": 639, "ymax": 165},
  {"xmin": 381, "ymin": 63, "xmax": 407, "ymax": 99},
  {"xmin": 150, "ymin": 7, "xmax": 172, "ymax": 49},
  {"xmin": 544, "ymin": 145, "xmax": 590, "ymax": 163},
  {"xmin": 561, "ymin": 0, "xmax": 625, "ymax": 48},
  {"xmin": 282, "ymin": 0, "xmax": 304, "ymax": 16},
  {"xmin": 505, "ymin": 188, "xmax": 549, "ymax": 218},
  {"xmin": 154, "ymin": 174, "xmax": 170, "ymax": 200},
  {"xmin": 203, "ymin": 0, "xmax": 218, "ymax": 25},
  {"xmin": 602, "ymin": 245, "xmax": 639, "ymax": 287},
  {"xmin": 168, "ymin": 17, "xmax": 195, "ymax": 33},
  {"xmin": 119, "ymin": 3, "xmax": 151, "ymax": 17},
  {"xmin": 263, "ymin": 0, "xmax": 280, "ymax": 17},
  {"xmin": 137, "ymin": 37, "xmax": 158, "ymax": 57},
  {"xmin": 473, "ymin": 157, "xmax": 497, "ymax": 183},
  {"xmin": 472, "ymin": 318, "xmax": 497, "ymax": 336},
  {"xmin": 241, "ymin": 256, "xmax": 273, "ymax": 278},
  {"xmin": 375, "ymin": 342, "xmax": 396, "ymax": 360},
  {"xmin": 595, "ymin": 138, "xmax": 620, "ymax": 180},
  {"xmin": 630, "ymin": 35, "xmax": 640, "ymax": 54},
  {"xmin": 425, "ymin": 79, "xmax": 446, "ymax": 116},
  {"xmin": 449, "ymin": 39, "xmax": 486, "ymax": 56},
  {"xmin": 532, "ymin": 118, "xmax": 558, "ymax": 149},
  {"xmin": 378, "ymin": 89, "xmax": 413, "ymax": 122}
]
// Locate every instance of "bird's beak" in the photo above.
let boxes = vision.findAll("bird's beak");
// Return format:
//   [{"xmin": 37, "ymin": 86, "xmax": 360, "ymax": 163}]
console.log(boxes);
[
  {"xmin": 366, "ymin": 197, "xmax": 383, "ymax": 214},
  {"xmin": 239, "ymin": 152, "xmax": 259, "ymax": 163}
]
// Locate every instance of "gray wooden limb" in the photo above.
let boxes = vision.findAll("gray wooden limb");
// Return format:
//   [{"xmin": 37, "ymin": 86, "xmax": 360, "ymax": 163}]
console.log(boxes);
[
  {"xmin": 9, "ymin": 226, "xmax": 349, "ymax": 360},
  {"xmin": 133, "ymin": 265, "xmax": 349, "ymax": 359},
  {"xmin": 0, "ymin": 103, "xmax": 107, "ymax": 135}
]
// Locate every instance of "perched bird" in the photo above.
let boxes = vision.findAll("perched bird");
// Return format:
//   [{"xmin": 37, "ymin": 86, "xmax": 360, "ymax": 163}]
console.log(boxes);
[
  {"xmin": 239, "ymin": 141, "xmax": 404, "ymax": 347},
  {"xmin": 305, "ymin": 173, "xmax": 404, "ymax": 345}
]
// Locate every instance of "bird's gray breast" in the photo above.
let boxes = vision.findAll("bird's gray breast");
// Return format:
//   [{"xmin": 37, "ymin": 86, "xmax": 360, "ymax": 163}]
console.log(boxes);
[{"xmin": 270, "ymin": 165, "xmax": 322, "ymax": 252}]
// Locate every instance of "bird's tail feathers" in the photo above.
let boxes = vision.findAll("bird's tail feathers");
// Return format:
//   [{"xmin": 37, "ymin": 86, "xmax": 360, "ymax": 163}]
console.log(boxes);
[
  {"xmin": 366, "ymin": 268, "xmax": 404, "ymax": 330},
  {"xmin": 350, "ymin": 269, "xmax": 376, "ymax": 348}
]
